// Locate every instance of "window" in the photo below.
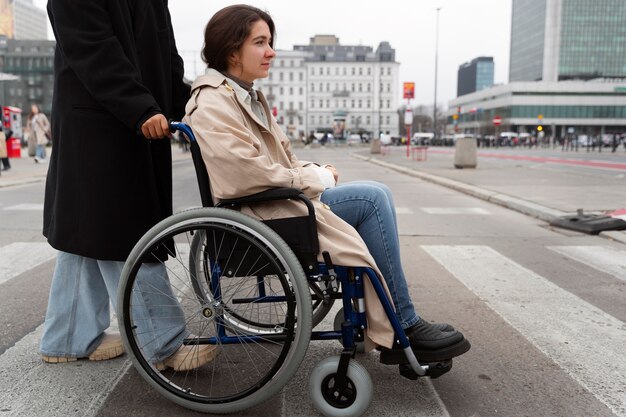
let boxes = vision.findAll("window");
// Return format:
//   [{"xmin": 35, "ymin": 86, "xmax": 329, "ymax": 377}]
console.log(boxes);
[
  {"xmin": 351, "ymin": 83, "xmax": 355, "ymax": 92},
  {"xmin": 299, "ymin": 72, "xmax": 303, "ymax": 81},
  {"xmin": 386, "ymin": 100, "xmax": 390, "ymax": 108},
  {"xmin": 358, "ymin": 68, "xmax": 362, "ymax": 75},
  {"xmin": 289, "ymin": 87, "xmax": 293, "ymax": 95},
  {"xmin": 289, "ymin": 72, "xmax": 293, "ymax": 81},
  {"xmin": 279, "ymin": 87, "xmax": 284, "ymax": 94},
  {"xmin": 386, "ymin": 115, "xmax": 390, "ymax": 124},
  {"xmin": 387, "ymin": 67, "xmax": 391, "ymax": 75},
  {"xmin": 299, "ymin": 102, "xmax": 303, "ymax": 110},
  {"xmin": 358, "ymin": 99, "xmax": 362, "ymax": 108},
  {"xmin": 269, "ymin": 72, "xmax": 273, "ymax": 80},
  {"xmin": 351, "ymin": 67, "xmax": 355, "ymax": 75},
  {"xmin": 367, "ymin": 83, "xmax": 371, "ymax": 92},
  {"xmin": 279, "ymin": 60, "xmax": 284, "ymax": 67},
  {"xmin": 343, "ymin": 68, "xmax": 347, "ymax": 75},
  {"xmin": 289, "ymin": 101, "xmax": 294, "ymax": 110},
  {"xmin": 367, "ymin": 67, "xmax": 371, "ymax": 76},
  {"xmin": 366, "ymin": 116, "xmax": 371, "ymax": 124},
  {"xmin": 326, "ymin": 99, "xmax": 330, "ymax": 108},
  {"xmin": 367, "ymin": 99, "xmax": 370, "ymax": 108},
  {"xmin": 319, "ymin": 100, "xmax": 323, "ymax": 108},
  {"xmin": 358, "ymin": 83, "xmax": 362, "ymax": 92},
  {"xmin": 289, "ymin": 117, "xmax": 294, "ymax": 125},
  {"xmin": 351, "ymin": 99, "xmax": 355, "ymax": 108},
  {"xmin": 319, "ymin": 83, "xmax": 323, "ymax": 91},
  {"xmin": 326, "ymin": 83, "xmax": 330, "ymax": 91},
  {"xmin": 299, "ymin": 87, "xmax": 303, "ymax": 95},
  {"xmin": 387, "ymin": 83, "xmax": 391, "ymax": 92},
  {"xmin": 319, "ymin": 115, "xmax": 323, "ymax": 123},
  {"xmin": 311, "ymin": 100, "xmax": 315, "ymax": 108},
  {"xmin": 279, "ymin": 101, "xmax": 284, "ymax": 110},
  {"xmin": 279, "ymin": 72, "xmax": 284, "ymax": 81},
  {"xmin": 290, "ymin": 60, "xmax": 294, "ymax": 67},
  {"xmin": 311, "ymin": 115, "xmax": 315, "ymax": 124},
  {"xmin": 311, "ymin": 83, "xmax": 315, "ymax": 92}
]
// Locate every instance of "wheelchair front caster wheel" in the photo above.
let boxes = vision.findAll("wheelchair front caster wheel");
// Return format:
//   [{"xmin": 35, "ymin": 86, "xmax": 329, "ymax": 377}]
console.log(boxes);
[{"xmin": 308, "ymin": 356, "xmax": 373, "ymax": 417}]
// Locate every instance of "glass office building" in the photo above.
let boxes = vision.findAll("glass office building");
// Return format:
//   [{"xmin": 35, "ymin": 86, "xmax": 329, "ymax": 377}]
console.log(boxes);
[
  {"xmin": 457, "ymin": 57, "xmax": 494, "ymax": 97},
  {"xmin": 510, "ymin": 0, "xmax": 626, "ymax": 82}
]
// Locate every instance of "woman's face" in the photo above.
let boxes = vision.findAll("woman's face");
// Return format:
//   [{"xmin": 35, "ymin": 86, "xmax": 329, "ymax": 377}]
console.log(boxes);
[
  {"xmin": 228, "ymin": 19, "xmax": 275, "ymax": 83},
  {"xmin": 31, "ymin": 105, "xmax": 39, "ymax": 114}
]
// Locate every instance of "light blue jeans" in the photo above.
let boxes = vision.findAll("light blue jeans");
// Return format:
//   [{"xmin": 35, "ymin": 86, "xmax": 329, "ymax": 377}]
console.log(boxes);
[
  {"xmin": 40, "ymin": 251, "xmax": 186, "ymax": 362},
  {"xmin": 321, "ymin": 181, "xmax": 420, "ymax": 329},
  {"xmin": 35, "ymin": 144, "xmax": 46, "ymax": 159}
]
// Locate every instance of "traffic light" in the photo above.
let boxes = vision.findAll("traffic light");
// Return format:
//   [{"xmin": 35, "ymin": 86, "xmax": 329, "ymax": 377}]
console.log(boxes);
[{"xmin": 537, "ymin": 125, "xmax": 543, "ymax": 132}]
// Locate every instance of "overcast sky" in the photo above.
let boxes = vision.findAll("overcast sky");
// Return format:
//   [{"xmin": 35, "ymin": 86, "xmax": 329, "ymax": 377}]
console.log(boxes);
[{"xmin": 36, "ymin": 0, "xmax": 512, "ymax": 109}]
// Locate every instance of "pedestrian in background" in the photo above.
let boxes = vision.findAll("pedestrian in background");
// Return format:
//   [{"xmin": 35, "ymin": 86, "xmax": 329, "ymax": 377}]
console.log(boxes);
[
  {"xmin": 41, "ymin": 0, "xmax": 217, "ymax": 371},
  {"xmin": 0, "ymin": 125, "xmax": 9, "ymax": 174},
  {"xmin": 28, "ymin": 104, "xmax": 50, "ymax": 163}
]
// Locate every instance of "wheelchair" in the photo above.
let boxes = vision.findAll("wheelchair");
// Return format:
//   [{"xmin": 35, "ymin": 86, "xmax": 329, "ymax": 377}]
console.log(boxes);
[{"xmin": 117, "ymin": 122, "xmax": 452, "ymax": 416}]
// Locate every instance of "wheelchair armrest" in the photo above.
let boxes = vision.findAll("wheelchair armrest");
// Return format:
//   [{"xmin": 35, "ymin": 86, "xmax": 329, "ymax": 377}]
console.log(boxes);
[{"xmin": 217, "ymin": 188, "xmax": 316, "ymax": 218}]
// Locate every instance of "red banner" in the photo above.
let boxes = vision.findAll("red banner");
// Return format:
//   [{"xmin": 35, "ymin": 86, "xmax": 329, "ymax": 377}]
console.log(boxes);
[{"xmin": 403, "ymin": 82, "xmax": 415, "ymax": 99}]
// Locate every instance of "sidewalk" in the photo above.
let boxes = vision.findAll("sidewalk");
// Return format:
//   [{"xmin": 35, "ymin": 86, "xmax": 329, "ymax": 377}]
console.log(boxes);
[
  {"xmin": 353, "ymin": 145, "xmax": 626, "ymax": 244},
  {"xmin": 0, "ymin": 144, "xmax": 192, "ymax": 189}
]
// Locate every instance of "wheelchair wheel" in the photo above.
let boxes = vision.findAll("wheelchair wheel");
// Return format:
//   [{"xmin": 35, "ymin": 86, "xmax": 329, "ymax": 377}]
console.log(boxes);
[
  {"xmin": 190, "ymin": 226, "xmax": 335, "ymax": 329},
  {"xmin": 308, "ymin": 356, "xmax": 373, "ymax": 417},
  {"xmin": 118, "ymin": 208, "xmax": 312, "ymax": 414}
]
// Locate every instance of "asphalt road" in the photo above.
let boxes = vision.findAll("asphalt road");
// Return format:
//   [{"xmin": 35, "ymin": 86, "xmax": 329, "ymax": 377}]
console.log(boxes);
[{"xmin": 0, "ymin": 146, "xmax": 624, "ymax": 417}]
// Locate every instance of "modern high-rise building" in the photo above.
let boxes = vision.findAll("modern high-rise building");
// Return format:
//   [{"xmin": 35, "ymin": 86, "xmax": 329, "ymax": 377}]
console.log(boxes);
[
  {"xmin": 255, "ymin": 35, "xmax": 400, "ymax": 139},
  {"xmin": 510, "ymin": 0, "xmax": 626, "ymax": 82},
  {"xmin": 457, "ymin": 57, "xmax": 494, "ymax": 96},
  {"xmin": 0, "ymin": 0, "xmax": 47, "ymax": 40}
]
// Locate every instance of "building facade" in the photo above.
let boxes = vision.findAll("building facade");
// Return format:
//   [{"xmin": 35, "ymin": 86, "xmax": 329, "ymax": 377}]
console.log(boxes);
[
  {"xmin": 457, "ymin": 57, "xmax": 494, "ymax": 96},
  {"xmin": 255, "ymin": 35, "xmax": 400, "ymax": 139},
  {"xmin": 510, "ymin": 0, "xmax": 626, "ymax": 82},
  {"xmin": 0, "ymin": 0, "xmax": 48, "ymax": 40},
  {"xmin": 446, "ymin": 81, "xmax": 626, "ymax": 139},
  {"xmin": 0, "ymin": 37, "xmax": 56, "ymax": 114}
]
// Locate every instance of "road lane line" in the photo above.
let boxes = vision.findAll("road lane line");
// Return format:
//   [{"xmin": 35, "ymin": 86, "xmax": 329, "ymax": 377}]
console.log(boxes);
[
  {"xmin": 547, "ymin": 245, "xmax": 626, "ymax": 283},
  {"xmin": 0, "ymin": 242, "xmax": 57, "ymax": 285},
  {"xmin": 422, "ymin": 245, "xmax": 626, "ymax": 417}
]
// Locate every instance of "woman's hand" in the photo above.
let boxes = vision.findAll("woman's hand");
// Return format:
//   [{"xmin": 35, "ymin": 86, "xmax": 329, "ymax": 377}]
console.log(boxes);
[
  {"xmin": 141, "ymin": 114, "xmax": 170, "ymax": 139},
  {"xmin": 325, "ymin": 165, "xmax": 339, "ymax": 184}
]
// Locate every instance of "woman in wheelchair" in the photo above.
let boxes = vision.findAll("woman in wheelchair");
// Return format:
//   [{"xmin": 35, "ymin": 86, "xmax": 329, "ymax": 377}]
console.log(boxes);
[{"xmin": 182, "ymin": 4, "xmax": 470, "ymax": 364}]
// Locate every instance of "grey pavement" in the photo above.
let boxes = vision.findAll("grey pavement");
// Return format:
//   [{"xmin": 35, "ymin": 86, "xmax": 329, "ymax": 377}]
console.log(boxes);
[{"xmin": 351, "ymin": 144, "xmax": 626, "ymax": 245}]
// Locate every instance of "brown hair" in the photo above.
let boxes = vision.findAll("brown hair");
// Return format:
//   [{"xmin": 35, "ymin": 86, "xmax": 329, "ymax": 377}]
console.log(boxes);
[{"xmin": 201, "ymin": 4, "xmax": 275, "ymax": 71}]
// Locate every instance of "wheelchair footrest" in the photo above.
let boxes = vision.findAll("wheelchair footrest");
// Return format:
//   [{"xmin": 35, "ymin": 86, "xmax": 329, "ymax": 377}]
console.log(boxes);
[{"xmin": 399, "ymin": 360, "xmax": 452, "ymax": 380}]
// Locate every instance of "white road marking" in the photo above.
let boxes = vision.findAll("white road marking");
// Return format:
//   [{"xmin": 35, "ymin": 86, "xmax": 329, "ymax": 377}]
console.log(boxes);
[
  {"xmin": 420, "ymin": 207, "xmax": 492, "ymax": 215},
  {"xmin": 395, "ymin": 207, "xmax": 414, "ymax": 214},
  {"xmin": 422, "ymin": 245, "xmax": 626, "ymax": 417},
  {"xmin": 548, "ymin": 245, "xmax": 626, "ymax": 283},
  {"xmin": 0, "ymin": 242, "xmax": 57, "ymax": 285},
  {"xmin": 3, "ymin": 204, "xmax": 44, "ymax": 211}
]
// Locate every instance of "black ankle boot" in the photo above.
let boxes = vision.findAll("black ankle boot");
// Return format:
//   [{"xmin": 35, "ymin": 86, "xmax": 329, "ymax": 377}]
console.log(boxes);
[{"xmin": 379, "ymin": 318, "xmax": 471, "ymax": 364}]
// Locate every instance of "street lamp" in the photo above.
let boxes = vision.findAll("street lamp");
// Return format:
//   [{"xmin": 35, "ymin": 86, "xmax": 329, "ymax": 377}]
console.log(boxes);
[{"xmin": 433, "ymin": 7, "xmax": 441, "ymax": 139}]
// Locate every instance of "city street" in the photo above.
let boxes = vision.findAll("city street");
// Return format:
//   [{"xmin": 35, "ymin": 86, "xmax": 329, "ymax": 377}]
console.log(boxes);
[{"xmin": 0, "ymin": 144, "xmax": 625, "ymax": 416}]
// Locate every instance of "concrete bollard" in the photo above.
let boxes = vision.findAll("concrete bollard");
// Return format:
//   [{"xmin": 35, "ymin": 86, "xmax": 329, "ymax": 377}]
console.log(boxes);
[
  {"xmin": 454, "ymin": 137, "xmax": 477, "ymax": 168},
  {"xmin": 370, "ymin": 138, "xmax": 381, "ymax": 154}
]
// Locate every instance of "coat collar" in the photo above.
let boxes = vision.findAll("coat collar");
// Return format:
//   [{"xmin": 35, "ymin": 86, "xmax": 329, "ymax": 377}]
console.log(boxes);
[{"xmin": 192, "ymin": 69, "xmax": 273, "ymax": 133}]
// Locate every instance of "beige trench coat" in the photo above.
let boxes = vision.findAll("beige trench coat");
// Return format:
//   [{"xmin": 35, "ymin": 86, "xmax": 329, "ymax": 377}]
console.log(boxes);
[{"xmin": 183, "ymin": 73, "xmax": 395, "ymax": 349}]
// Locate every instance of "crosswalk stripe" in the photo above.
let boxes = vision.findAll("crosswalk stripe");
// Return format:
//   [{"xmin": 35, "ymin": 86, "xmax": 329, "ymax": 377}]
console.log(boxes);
[
  {"xmin": 0, "ymin": 242, "xmax": 57, "ymax": 285},
  {"xmin": 420, "ymin": 207, "xmax": 492, "ymax": 215},
  {"xmin": 422, "ymin": 245, "xmax": 626, "ymax": 417},
  {"xmin": 0, "ymin": 323, "xmax": 130, "ymax": 417},
  {"xmin": 3, "ymin": 204, "xmax": 44, "ymax": 211},
  {"xmin": 547, "ymin": 245, "xmax": 626, "ymax": 283}
]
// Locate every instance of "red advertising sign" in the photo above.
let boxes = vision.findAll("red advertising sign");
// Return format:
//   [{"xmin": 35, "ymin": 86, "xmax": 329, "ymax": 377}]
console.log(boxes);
[
  {"xmin": 403, "ymin": 82, "xmax": 415, "ymax": 99},
  {"xmin": 493, "ymin": 116, "xmax": 502, "ymax": 126}
]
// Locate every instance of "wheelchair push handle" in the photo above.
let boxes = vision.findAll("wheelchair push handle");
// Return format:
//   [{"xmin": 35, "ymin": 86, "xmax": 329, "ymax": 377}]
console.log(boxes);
[{"xmin": 169, "ymin": 121, "xmax": 196, "ymax": 143}]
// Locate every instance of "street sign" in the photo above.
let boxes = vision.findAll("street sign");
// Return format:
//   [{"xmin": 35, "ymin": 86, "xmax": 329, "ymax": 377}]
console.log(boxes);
[
  {"xmin": 493, "ymin": 116, "xmax": 502, "ymax": 126},
  {"xmin": 403, "ymin": 82, "xmax": 415, "ymax": 99},
  {"xmin": 404, "ymin": 109, "xmax": 413, "ymax": 125}
]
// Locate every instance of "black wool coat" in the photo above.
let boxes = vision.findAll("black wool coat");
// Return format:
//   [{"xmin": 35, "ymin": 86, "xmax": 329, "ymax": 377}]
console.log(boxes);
[{"xmin": 44, "ymin": 0, "xmax": 190, "ymax": 261}]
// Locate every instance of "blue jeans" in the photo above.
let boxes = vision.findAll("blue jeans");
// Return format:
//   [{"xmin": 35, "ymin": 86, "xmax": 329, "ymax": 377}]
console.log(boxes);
[
  {"xmin": 40, "ymin": 251, "xmax": 186, "ymax": 362},
  {"xmin": 321, "ymin": 181, "xmax": 420, "ymax": 329},
  {"xmin": 35, "ymin": 144, "xmax": 46, "ymax": 159}
]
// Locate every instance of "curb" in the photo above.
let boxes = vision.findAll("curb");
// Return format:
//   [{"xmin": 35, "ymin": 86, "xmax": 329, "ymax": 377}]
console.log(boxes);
[{"xmin": 353, "ymin": 153, "xmax": 626, "ymax": 245}]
